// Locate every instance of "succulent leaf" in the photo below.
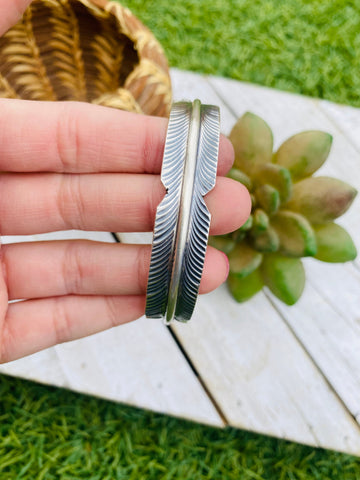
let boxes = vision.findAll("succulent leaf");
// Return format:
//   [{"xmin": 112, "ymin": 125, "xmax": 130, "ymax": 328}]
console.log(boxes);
[
  {"xmin": 261, "ymin": 253, "xmax": 305, "ymax": 305},
  {"xmin": 228, "ymin": 269, "xmax": 264, "ymax": 302},
  {"xmin": 227, "ymin": 168, "xmax": 253, "ymax": 191},
  {"xmin": 255, "ymin": 184, "xmax": 280, "ymax": 214},
  {"xmin": 239, "ymin": 215, "xmax": 253, "ymax": 232},
  {"xmin": 274, "ymin": 131, "xmax": 332, "ymax": 181},
  {"xmin": 271, "ymin": 210, "xmax": 317, "ymax": 257},
  {"xmin": 252, "ymin": 209, "xmax": 270, "ymax": 233},
  {"xmin": 232, "ymin": 230, "xmax": 246, "ymax": 243},
  {"xmin": 252, "ymin": 226, "xmax": 280, "ymax": 253},
  {"xmin": 225, "ymin": 112, "xmax": 358, "ymax": 305},
  {"xmin": 285, "ymin": 176, "xmax": 357, "ymax": 223},
  {"xmin": 314, "ymin": 223, "xmax": 357, "ymax": 262},
  {"xmin": 250, "ymin": 193, "xmax": 257, "ymax": 208},
  {"xmin": 228, "ymin": 242, "xmax": 263, "ymax": 279},
  {"xmin": 229, "ymin": 112, "xmax": 273, "ymax": 175},
  {"xmin": 208, "ymin": 236, "xmax": 236, "ymax": 255},
  {"xmin": 252, "ymin": 163, "xmax": 292, "ymax": 203}
]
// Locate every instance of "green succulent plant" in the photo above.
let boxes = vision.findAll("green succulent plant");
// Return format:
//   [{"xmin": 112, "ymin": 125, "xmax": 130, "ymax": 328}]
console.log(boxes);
[{"xmin": 210, "ymin": 112, "xmax": 358, "ymax": 306}]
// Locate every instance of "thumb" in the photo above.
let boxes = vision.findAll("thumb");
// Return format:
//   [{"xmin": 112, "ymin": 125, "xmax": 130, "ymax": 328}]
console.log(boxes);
[{"xmin": 0, "ymin": 0, "xmax": 32, "ymax": 36}]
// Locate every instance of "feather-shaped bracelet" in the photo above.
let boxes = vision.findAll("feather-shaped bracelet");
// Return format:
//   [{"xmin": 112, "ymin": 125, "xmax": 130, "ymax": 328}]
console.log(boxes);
[{"xmin": 146, "ymin": 99, "xmax": 220, "ymax": 323}]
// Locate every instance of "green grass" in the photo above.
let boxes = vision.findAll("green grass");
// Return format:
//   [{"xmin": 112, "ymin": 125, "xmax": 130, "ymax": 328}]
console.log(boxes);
[
  {"xmin": 2, "ymin": 1, "xmax": 360, "ymax": 477},
  {"xmin": 121, "ymin": 0, "xmax": 360, "ymax": 107},
  {"xmin": 1, "ymin": 375, "xmax": 360, "ymax": 479}
]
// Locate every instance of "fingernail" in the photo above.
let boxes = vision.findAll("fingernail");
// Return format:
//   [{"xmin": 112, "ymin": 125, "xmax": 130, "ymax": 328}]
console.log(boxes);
[{"xmin": 222, "ymin": 251, "xmax": 230, "ymax": 282}]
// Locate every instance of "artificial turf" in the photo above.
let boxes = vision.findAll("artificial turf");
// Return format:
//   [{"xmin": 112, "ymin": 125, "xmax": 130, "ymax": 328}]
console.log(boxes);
[
  {"xmin": 2, "ymin": 0, "xmax": 360, "ymax": 478},
  {"xmin": 1, "ymin": 376, "xmax": 360, "ymax": 479},
  {"xmin": 121, "ymin": 0, "xmax": 360, "ymax": 107}
]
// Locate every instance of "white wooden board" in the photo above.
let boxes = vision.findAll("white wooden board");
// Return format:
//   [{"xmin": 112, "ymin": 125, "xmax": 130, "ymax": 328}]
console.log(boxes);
[{"xmin": 173, "ymin": 287, "xmax": 360, "ymax": 454}]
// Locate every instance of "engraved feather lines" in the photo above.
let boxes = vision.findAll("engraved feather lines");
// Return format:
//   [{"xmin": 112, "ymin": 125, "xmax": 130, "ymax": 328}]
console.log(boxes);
[
  {"xmin": 0, "ymin": 8, "xmax": 56, "ymax": 100},
  {"xmin": 146, "ymin": 104, "xmax": 191, "ymax": 318},
  {"xmin": 146, "ymin": 102, "xmax": 220, "ymax": 322},
  {"xmin": 175, "ymin": 106, "xmax": 220, "ymax": 321}
]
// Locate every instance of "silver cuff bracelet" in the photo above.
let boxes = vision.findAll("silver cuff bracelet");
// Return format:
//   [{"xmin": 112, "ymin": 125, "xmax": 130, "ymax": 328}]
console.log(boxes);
[{"xmin": 145, "ymin": 99, "xmax": 220, "ymax": 324}]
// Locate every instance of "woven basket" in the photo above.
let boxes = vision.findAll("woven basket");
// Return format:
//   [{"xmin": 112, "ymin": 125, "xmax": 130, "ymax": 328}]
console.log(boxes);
[{"xmin": 0, "ymin": 0, "xmax": 172, "ymax": 117}]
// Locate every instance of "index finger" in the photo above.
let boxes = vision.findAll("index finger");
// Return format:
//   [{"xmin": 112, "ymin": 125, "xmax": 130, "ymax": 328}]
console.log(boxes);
[{"xmin": 0, "ymin": 99, "xmax": 234, "ymax": 175}]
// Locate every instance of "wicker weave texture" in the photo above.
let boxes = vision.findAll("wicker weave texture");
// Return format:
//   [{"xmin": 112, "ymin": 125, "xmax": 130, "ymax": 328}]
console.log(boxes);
[{"xmin": 0, "ymin": 0, "xmax": 172, "ymax": 116}]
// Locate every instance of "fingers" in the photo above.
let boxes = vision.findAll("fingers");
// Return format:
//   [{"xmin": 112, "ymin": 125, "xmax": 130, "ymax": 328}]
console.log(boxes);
[
  {"xmin": 0, "ymin": 0, "xmax": 32, "ymax": 36},
  {"xmin": 0, "ymin": 100, "xmax": 234, "ymax": 175},
  {"xmin": 3, "ymin": 241, "xmax": 229, "ymax": 300},
  {"xmin": 0, "ymin": 174, "xmax": 251, "ymax": 235},
  {"xmin": 0, "ymin": 242, "xmax": 229, "ymax": 363},
  {"xmin": 1, "ymin": 294, "xmax": 146, "ymax": 362}
]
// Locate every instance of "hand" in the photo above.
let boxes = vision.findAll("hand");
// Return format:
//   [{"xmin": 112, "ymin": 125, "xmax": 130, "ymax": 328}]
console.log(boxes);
[{"xmin": 0, "ymin": 1, "xmax": 251, "ymax": 363}]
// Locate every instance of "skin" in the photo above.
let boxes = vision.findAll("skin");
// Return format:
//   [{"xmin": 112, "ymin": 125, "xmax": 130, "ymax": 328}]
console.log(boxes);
[{"xmin": 0, "ymin": 1, "xmax": 251, "ymax": 362}]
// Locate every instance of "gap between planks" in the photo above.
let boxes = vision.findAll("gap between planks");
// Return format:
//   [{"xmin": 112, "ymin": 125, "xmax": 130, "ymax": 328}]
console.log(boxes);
[
  {"xmin": 178, "ymin": 69, "xmax": 360, "ymax": 417},
  {"xmin": 113, "ymin": 231, "xmax": 229, "ymax": 425},
  {"xmin": 206, "ymin": 71, "xmax": 360, "ymax": 420}
]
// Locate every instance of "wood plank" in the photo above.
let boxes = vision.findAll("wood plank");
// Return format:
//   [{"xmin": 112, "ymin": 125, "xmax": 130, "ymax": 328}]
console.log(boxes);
[
  {"xmin": 173, "ymin": 287, "xmax": 360, "ymax": 455},
  {"xmin": 1, "ymin": 230, "xmax": 115, "ymax": 244},
  {"xmin": 270, "ymin": 260, "xmax": 360, "ymax": 424},
  {"xmin": 318, "ymin": 100, "xmax": 360, "ymax": 155},
  {"xmin": 53, "ymin": 317, "xmax": 222, "ymax": 425},
  {"xmin": 270, "ymin": 287, "xmax": 360, "ymax": 421},
  {"xmin": 305, "ymin": 261, "xmax": 360, "ymax": 333},
  {"xmin": 173, "ymin": 71, "xmax": 360, "ymax": 454},
  {"xmin": 0, "ymin": 230, "xmax": 223, "ymax": 426},
  {"xmin": 120, "ymin": 228, "xmax": 360, "ymax": 451}
]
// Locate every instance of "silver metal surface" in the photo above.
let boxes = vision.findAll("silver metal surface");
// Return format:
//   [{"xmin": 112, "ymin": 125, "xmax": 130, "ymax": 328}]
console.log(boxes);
[{"xmin": 146, "ymin": 99, "xmax": 220, "ymax": 323}]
